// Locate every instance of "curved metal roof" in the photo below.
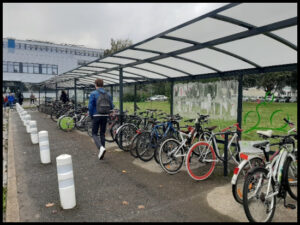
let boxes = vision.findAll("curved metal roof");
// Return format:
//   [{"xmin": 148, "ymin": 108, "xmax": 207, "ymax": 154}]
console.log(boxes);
[{"xmin": 40, "ymin": 3, "xmax": 297, "ymax": 88}]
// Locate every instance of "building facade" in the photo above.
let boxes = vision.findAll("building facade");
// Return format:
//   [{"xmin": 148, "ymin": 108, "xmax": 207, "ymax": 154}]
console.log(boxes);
[{"xmin": 3, "ymin": 38, "xmax": 104, "ymax": 94}]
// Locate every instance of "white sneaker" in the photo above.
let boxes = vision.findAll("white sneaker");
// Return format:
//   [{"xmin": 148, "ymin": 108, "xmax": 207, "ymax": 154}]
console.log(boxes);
[{"xmin": 98, "ymin": 146, "xmax": 106, "ymax": 160}]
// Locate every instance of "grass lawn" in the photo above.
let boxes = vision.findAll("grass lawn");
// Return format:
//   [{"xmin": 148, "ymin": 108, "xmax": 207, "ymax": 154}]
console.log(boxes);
[{"xmin": 114, "ymin": 101, "xmax": 297, "ymax": 141}]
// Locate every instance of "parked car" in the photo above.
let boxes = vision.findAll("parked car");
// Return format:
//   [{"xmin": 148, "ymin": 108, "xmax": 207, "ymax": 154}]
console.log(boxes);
[
  {"xmin": 289, "ymin": 96, "xmax": 297, "ymax": 103},
  {"xmin": 278, "ymin": 97, "xmax": 287, "ymax": 103},
  {"xmin": 148, "ymin": 95, "xmax": 168, "ymax": 101},
  {"xmin": 242, "ymin": 96, "xmax": 249, "ymax": 102}
]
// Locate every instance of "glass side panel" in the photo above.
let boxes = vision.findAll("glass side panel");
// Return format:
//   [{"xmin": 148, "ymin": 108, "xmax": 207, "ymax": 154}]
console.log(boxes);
[
  {"xmin": 219, "ymin": 3, "xmax": 297, "ymax": 27},
  {"xmin": 167, "ymin": 18, "xmax": 247, "ymax": 43},
  {"xmin": 179, "ymin": 48, "xmax": 255, "ymax": 71},
  {"xmin": 216, "ymin": 34, "xmax": 297, "ymax": 67},
  {"xmin": 89, "ymin": 62, "xmax": 117, "ymax": 68}
]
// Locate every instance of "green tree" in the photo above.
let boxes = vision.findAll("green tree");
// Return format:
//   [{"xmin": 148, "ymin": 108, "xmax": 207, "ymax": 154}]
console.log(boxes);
[{"xmin": 103, "ymin": 38, "xmax": 133, "ymax": 57}]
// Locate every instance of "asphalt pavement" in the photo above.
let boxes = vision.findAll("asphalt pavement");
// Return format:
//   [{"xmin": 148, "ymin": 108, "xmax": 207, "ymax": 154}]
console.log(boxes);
[{"xmin": 9, "ymin": 110, "xmax": 297, "ymax": 222}]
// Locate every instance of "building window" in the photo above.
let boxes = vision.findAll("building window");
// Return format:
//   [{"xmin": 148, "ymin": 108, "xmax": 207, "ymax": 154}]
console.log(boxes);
[
  {"xmin": 52, "ymin": 65, "xmax": 58, "ymax": 75},
  {"xmin": 42, "ymin": 64, "xmax": 47, "ymax": 74},
  {"xmin": 3, "ymin": 61, "xmax": 8, "ymax": 72},
  {"xmin": 13, "ymin": 62, "xmax": 20, "ymax": 72},
  {"xmin": 28, "ymin": 63, "xmax": 34, "ymax": 73},
  {"xmin": 47, "ymin": 65, "xmax": 52, "ymax": 74},
  {"xmin": 33, "ymin": 64, "xmax": 39, "ymax": 74},
  {"xmin": 23, "ymin": 63, "xmax": 28, "ymax": 73},
  {"xmin": 7, "ymin": 62, "xmax": 14, "ymax": 72}
]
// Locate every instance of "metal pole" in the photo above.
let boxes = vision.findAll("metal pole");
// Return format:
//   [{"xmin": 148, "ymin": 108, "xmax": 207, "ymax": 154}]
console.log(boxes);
[
  {"xmin": 38, "ymin": 86, "xmax": 40, "ymax": 106},
  {"xmin": 83, "ymin": 88, "xmax": 85, "ymax": 106},
  {"xmin": 170, "ymin": 80, "xmax": 174, "ymax": 116},
  {"xmin": 119, "ymin": 68, "xmax": 123, "ymax": 124},
  {"xmin": 55, "ymin": 83, "xmax": 58, "ymax": 101},
  {"xmin": 74, "ymin": 79, "xmax": 77, "ymax": 111},
  {"xmin": 110, "ymin": 85, "xmax": 113, "ymax": 99},
  {"xmin": 224, "ymin": 133, "xmax": 228, "ymax": 176},
  {"xmin": 237, "ymin": 74, "xmax": 243, "ymax": 138},
  {"xmin": 44, "ymin": 85, "xmax": 47, "ymax": 106},
  {"xmin": 134, "ymin": 84, "xmax": 137, "ymax": 114}
]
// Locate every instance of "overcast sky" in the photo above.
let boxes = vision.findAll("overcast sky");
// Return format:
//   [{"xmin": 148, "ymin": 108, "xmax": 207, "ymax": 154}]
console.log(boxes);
[{"xmin": 3, "ymin": 3, "xmax": 228, "ymax": 50}]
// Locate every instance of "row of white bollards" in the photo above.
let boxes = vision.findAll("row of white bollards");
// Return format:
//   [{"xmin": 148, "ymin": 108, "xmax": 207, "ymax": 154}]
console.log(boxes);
[{"xmin": 15, "ymin": 103, "xmax": 76, "ymax": 209}]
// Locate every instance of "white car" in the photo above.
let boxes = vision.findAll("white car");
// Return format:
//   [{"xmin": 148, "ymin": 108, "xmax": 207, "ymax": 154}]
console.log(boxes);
[{"xmin": 148, "ymin": 95, "xmax": 168, "ymax": 101}]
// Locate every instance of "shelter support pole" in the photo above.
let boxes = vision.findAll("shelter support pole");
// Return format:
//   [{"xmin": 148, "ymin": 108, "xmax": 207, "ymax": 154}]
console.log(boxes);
[
  {"xmin": 110, "ymin": 85, "xmax": 113, "ymax": 99},
  {"xmin": 170, "ymin": 80, "xmax": 174, "ymax": 116},
  {"xmin": 38, "ymin": 87, "xmax": 40, "ymax": 106},
  {"xmin": 44, "ymin": 85, "xmax": 47, "ymax": 106},
  {"xmin": 83, "ymin": 88, "xmax": 85, "ymax": 105},
  {"xmin": 237, "ymin": 74, "xmax": 243, "ymax": 138},
  {"xmin": 119, "ymin": 68, "xmax": 124, "ymax": 124},
  {"xmin": 55, "ymin": 83, "xmax": 58, "ymax": 101},
  {"xmin": 134, "ymin": 84, "xmax": 137, "ymax": 114},
  {"xmin": 74, "ymin": 79, "xmax": 77, "ymax": 111}
]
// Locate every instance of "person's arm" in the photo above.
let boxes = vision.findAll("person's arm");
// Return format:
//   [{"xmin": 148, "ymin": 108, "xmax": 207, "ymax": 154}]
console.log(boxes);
[{"xmin": 88, "ymin": 92, "xmax": 95, "ymax": 118}]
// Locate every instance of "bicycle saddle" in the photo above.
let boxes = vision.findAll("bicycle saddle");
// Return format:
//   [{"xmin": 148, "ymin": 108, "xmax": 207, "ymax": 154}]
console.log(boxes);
[
  {"xmin": 206, "ymin": 126, "xmax": 217, "ymax": 131},
  {"xmin": 257, "ymin": 130, "xmax": 272, "ymax": 138}
]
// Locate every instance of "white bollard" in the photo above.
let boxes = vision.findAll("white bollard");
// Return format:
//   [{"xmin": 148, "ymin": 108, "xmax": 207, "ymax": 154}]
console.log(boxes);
[
  {"xmin": 38, "ymin": 131, "xmax": 51, "ymax": 164},
  {"xmin": 56, "ymin": 154, "xmax": 76, "ymax": 209},
  {"xmin": 29, "ymin": 121, "xmax": 39, "ymax": 144},
  {"xmin": 24, "ymin": 114, "xmax": 31, "ymax": 127},
  {"xmin": 21, "ymin": 111, "xmax": 28, "ymax": 121}
]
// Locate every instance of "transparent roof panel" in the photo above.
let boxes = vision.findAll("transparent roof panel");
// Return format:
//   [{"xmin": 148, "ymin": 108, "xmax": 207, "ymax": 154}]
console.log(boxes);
[
  {"xmin": 73, "ymin": 70, "xmax": 95, "ymax": 74},
  {"xmin": 271, "ymin": 26, "xmax": 297, "ymax": 46},
  {"xmin": 124, "ymin": 67, "xmax": 166, "ymax": 79},
  {"xmin": 216, "ymin": 34, "xmax": 297, "ymax": 67},
  {"xmin": 90, "ymin": 62, "xmax": 117, "ymax": 68},
  {"xmin": 135, "ymin": 38, "xmax": 193, "ymax": 53},
  {"xmin": 100, "ymin": 57, "xmax": 136, "ymax": 65},
  {"xmin": 114, "ymin": 49, "xmax": 159, "ymax": 60},
  {"xmin": 167, "ymin": 18, "xmax": 247, "ymax": 43},
  {"xmin": 219, "ymin": 3, "xmax": 297, "ymax": 27},
  {"xmin": 154, "ymin": 57, "xmax": 214, "ymax": 75},
  {"xmin": 80, "ymin": 66, "xmax": 105, "ymax": 72},
  {"xmin": 135, "ymin": 63, "xmax": 188, "ymax": 78},
  {"xmin": 179, "ymin": 48, "xmax": 255, "ymax": 71}
]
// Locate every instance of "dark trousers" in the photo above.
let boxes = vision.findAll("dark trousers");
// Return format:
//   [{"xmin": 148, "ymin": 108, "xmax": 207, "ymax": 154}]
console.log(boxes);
[{"xmin": 92, "ymin": 116, "xmax": 107, "ymax": 149}]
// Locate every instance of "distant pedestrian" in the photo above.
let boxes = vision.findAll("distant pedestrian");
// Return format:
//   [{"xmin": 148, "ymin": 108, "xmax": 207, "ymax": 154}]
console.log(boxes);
[
  {"xmin": 60, "ymin": 90, "xmax": 69, "ymax": 104},
  {"xmin": 4, "ymin": 94, "xmax": 8, "ymax": 108},
  {"xmin": 88, "ymin": 78, "xmax": 114, "ymax": 160},
  {"xmin": 17, "ymin": 91, "xmax": 24, "ymax": 105},
  {"xmin": 8, "ymin": 93, "xmax": 15, "ymax": 109},
  {"xmin": 30, "ymin": 92, "xmax": 35, "ymax": 104}
]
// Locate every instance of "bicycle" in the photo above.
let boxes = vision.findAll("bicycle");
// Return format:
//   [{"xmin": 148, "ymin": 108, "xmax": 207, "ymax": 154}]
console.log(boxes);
[
  {"xmin": 158, "ymin": 114, "xmax": 214, "ymax": 174},
  {"xmin": 242, "ymin": 132, "xmax": 297, "ymax": 222},
  {"xmin": 185, "ymin": 123, "xmax": 242, "ymax": 181},
  {"xmin": 231, "ymin": 118, "xmax": 297, "ymax": 204}
]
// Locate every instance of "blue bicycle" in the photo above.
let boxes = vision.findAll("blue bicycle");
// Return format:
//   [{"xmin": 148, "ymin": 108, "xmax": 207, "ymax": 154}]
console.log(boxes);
[{"xmin": 136, "ymin": 114, "xmax": 181, "ymax": 163}]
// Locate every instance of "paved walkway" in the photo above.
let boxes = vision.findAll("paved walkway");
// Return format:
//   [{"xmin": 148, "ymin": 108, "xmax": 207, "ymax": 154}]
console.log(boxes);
[{"xmin": 7, "ymin": 110, "xmax": 297, "ymax": 222}]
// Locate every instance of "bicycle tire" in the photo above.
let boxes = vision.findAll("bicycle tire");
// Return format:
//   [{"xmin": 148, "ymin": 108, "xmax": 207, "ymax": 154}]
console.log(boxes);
[
  {"xmin": 116, "ymin": 124, "xmax": 138, "ymax": 151},
  {"xmin": 105, "ymin": 119, "xmax": 115, "ymax": 142},
  {"xmin": 130, "ymin": 132, "xmax": 142, "ymax": 158},
  {"xmin": 283, "ymin": 156, "xmax": 297, "ymax": 200},
  {"xmin": 159, "ymin": 138, "xmax": 184, "ymax": 174},
  {"xmin": 243, "ymin": 167, "xmax": 276, "ymax": 222},
  {"xmin": 185, "ymin": 141, "xmax": 216, "ymax": 181},
  {"xmin": 136, "ymin": 131, "xmax": 156, "ymax": 162},
  {"xmin": 232, "ymin": 157, "xmax": 264, "ymax": 204}
]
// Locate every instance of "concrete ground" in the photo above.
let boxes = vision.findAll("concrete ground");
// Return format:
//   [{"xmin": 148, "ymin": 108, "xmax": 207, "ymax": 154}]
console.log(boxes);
[{"xmin": 6, "ymin": 110, "xmax": 297, "ymax": 222}]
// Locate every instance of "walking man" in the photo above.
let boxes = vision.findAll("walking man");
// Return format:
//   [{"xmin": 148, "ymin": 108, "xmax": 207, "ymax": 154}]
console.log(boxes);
[
  {"xmin": 8, "ymin": 93, "xmax": 15, "ymax": 109},
  {"xmin": 30, "ymin": 92, "xmax": 35, "ymax": 104},
  {"xmin": 88, "ymin": 79, "xmax": 114, "ymax": 160}
]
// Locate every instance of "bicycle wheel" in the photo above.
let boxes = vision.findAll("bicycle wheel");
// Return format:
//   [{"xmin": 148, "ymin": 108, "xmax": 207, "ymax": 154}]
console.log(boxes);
[
  {"xmin": 283, "ymin": 156, "xmax": 297, "ymax": 200},
  {"xmin": 185, "ymin": 142, "xmax": 216, "ymax": 181},
  {"xmin": 154, "ymin": 133, "xmax": 178, "ymax": 164},
  {"xmin": 136, "ymin": 131, "xmax": 156, "ymax": 162},
  {"xmin": 105, "ymin": 119, "xmax": 114, "ymax": 142},
  {"xmin": 243, "ymin": 167, "xmax": 276, "ymax": 222},
  {"xmin": 130, "ymin": 132, "xmax": 141, "ymax": 158},
  {"xmin": 59, "ymin": 116, "xmax": 75, "ymax": 132},
  {"xmin": 111, "ymin": 122, "xmax": 121, "ymax": 143},
  {"xmin": 159, "ymin": 138, "xmax": 184, "ymax": 174},
  {"xmin": 232, "ymin": 157, "xmax": 264, "ymax": 204},
  {"xmin": 116, "ymin": 124, "xmax": 137, "ymax": 151}
]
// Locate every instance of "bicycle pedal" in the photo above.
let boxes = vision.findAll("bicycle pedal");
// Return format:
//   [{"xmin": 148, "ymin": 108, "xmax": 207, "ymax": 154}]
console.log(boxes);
[{"xmin": 285, "ymin": 204, "xmax": 296, "ymax": 210}]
